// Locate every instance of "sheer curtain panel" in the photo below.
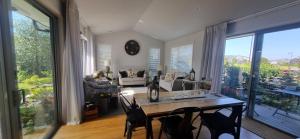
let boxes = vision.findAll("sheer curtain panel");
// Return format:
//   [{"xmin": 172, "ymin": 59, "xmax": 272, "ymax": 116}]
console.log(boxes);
[
  {"xmin": 82, "ymin": 27, "xmax": 95, "ymax": 76},
  {"xmin": 200, "ymin": 22, "xmax": 227, "ymax": 93},
  {"xmin": 61, "ymin": 0, "xmax": 84, "ymax": 125}
]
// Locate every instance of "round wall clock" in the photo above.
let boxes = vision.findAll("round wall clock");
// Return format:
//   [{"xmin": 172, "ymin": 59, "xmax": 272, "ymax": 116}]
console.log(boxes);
[{"xmin": 125, "ymin": 40, "xmax": 140, "ymax": 56}]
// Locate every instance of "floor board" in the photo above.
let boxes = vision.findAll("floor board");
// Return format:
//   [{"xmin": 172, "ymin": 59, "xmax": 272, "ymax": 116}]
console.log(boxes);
[{"xmin": 54, "ymin": 114, "xmax": 262, "ymax": 139}]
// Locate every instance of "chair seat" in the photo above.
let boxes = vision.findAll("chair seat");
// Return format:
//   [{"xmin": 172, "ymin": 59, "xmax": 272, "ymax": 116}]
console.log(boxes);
[
  {"xmin": 127, "ymin": 108, "xmax": 146, "ymax": 124},
  {"xmin": 201, "ymin": 112, "xmax": 235, "ymax": 131},
  {"xmin": 159, "ymin": 115, "xmax": 196, "ymax": 135}
]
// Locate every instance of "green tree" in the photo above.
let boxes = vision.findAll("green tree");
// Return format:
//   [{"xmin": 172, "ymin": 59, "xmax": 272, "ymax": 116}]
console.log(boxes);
[
  {"xmin": 224, "ymin": 66, "xmax": 240, "ymax": 88},
  {"xmin": 13, "ymin": 14, "xmax": 52, "ymax": 81},
  {"xmin": 259, "ymin": 57, "xmax": 280, "ymax": 81}
]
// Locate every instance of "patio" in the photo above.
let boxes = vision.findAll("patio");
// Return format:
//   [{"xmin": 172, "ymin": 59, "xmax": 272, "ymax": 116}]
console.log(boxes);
[{"xmin": 254, "ymin": 104, "xmax": 300, "ymax": 137}]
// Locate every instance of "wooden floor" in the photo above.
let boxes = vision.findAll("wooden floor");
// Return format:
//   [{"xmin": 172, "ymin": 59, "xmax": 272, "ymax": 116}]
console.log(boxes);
[
  {"xmin": 54, "ymin": 114, "xmax": 262, "ymax": 139},
  {"xmin": 54, "ymin": 87, "xmax": 294, "ymax": 139}
]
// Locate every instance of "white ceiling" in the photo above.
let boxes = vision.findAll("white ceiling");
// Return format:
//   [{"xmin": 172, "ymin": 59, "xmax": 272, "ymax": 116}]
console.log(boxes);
[
  {"xmin": 75, "ymin": 0, "xmax": 152, "ymax": 34},
  {"xmin": 75, "ymin": 0, "xmax": 297, "ymax": 41}
]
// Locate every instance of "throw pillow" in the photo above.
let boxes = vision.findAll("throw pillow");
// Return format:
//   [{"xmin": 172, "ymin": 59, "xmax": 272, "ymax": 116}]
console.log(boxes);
[
  {"xmin": 127, "ymin": 69, "xmax": 135, "ymax": 78},
  {"xmin": 93, "ymin": 70, "xmax": 105, "ymax": 78},
  {"xmin": 119, "ymin": 71, "xmax": 128, "ymax": 78},
  {"xmin": 164, "ymin": 72, "xmax": 174, "ymax": 81},
  {"xmin": 92, "ymin": 71, "xmax": 100, "ymax": 78},
  {"xmin": 137, "ymin": 70, "xmax": 145, "ymax": 77}
]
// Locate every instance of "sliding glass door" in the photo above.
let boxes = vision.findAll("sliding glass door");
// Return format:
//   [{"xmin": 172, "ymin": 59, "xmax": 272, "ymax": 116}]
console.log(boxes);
[
  {"xmin": 221, "ymin": 35, "xmax": 254, "ymax": 101},
  {"xmin": 223, "ymin": 25, "xmax": 300, "ymax": 136},
  {"xmin": 251, "ymin": 27, "xmax": 300, "ymax": 136},
  {"xmin": 1, "ymin": 0, "xmax": 59, "ymax": 138}
]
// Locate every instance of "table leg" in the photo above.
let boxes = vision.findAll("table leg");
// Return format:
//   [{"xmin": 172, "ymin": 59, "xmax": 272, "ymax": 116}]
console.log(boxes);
[
  {"xmin": 146, "ymin": 116, "xmax": 153, "ymax": 139},
  {"xmin": 235, "ymin": 105, "xmax": 243, "ymax": 139}
]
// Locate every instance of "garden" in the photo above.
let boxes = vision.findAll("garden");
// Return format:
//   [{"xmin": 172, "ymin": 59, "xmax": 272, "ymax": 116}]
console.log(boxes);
[
  {"xmin": 221, "ymin": 56, "xmax": 300, "ymax": 115},
  {"xmin": 13, "ymin": 11, "xmax": 55, "ymax": 135}
]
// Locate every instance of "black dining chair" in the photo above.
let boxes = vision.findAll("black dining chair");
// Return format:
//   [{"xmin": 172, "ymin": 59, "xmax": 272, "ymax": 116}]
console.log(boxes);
[
  {"xmin": 120, "ymin": 95, "xmax": 147, "ymax": 139},
  {"xmin": 158, "ymin": 107, "xmax": 201, "ymax": 139},
  {"xmin": 195, "ymin": 106, "xmax": 242, "ymax": 139}
]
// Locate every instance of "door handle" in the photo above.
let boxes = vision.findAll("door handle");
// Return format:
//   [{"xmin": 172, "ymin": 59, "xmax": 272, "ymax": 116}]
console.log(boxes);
[{"xmin": 12, "ymin": 90, "xmax": 20, "ymax": 106}]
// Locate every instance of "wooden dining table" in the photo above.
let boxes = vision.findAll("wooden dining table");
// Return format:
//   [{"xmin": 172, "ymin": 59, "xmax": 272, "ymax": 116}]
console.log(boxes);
[{"xmin": 133, "ymin": 90, "xmax": 244, "ymax": 139}]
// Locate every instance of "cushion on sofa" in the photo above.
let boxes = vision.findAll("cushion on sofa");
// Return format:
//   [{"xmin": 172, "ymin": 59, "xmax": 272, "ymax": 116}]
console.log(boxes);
[
  {"xmin": 137, "ymin": 70, "xmax": 145, "ymax": 77},
  {"xmin": 165, "ymin": 72, "xmax": 174, "ymax": 81},
  {"xmin": 94, "ymin": 78, "xmax": 110, "ymax": 85},
  {"xmin": 93, "ymin": 70, "xmax": 105, "ymax": 78},
  {"xmin": 121, "ymin": 77, "xmax": 144, "ymax": 82},
  {"xmin": 127, "ymin": 69, "xmax": 136, "ymax": 78},
  {"xmin": 119, "ymin": 71, "xmax": 128, "ymax": 78}
]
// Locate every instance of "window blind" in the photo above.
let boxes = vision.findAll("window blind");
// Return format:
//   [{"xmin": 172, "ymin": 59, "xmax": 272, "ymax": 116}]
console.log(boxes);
[
  {"xmin": 170, "ymin": 44, "xmax": 193, "ymax": 73},
  {"xmin": 96, "ymin": 44, "xmax": 111, "ymax": 70},
  {"xmin": 148, "ymin": 48, "xmax": 160, "ymax": 76}
]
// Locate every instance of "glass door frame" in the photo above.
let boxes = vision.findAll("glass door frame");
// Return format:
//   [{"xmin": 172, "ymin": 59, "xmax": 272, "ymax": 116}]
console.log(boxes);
[
  {"xmin": 245, "ymin": 22, "xmax": 300, "ymax": 136},
  {"xmin": 0, "ymin": 0, "xmax": 61, "ymax": 138},
  {"xmin": 0, "ymin": 0, "xmax": 21, "ymax": 138},
  {"xmin": 0, "ymin": 6, "xmax": 12, "ymax": 139}
]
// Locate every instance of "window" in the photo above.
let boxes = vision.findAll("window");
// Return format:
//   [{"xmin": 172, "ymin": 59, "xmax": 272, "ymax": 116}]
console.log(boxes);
[
  {"xmin": 96, "ymin": 44, "xmax": 111, "ymax": 70},
  {"xmin": 170, "ymin": 44, "xmax": 193, "ymax": 73},
  {"xmin": 80, "ymin": 34, "xmax": 88, "ymax": 76},
  {"xmin": 148, "ymin": 48, "xmax": 160, "ymax": 76},
  {"xmin": 221, "ymin": 34, "xmax": 254, "ymax": 100}
]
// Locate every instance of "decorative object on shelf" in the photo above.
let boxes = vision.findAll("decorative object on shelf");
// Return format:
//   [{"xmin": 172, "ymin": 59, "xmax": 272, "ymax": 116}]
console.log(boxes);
[
  {"xmin": 157, "ymin": 64, "xmax": 163, "ymax": 79},
  {"xmin": 147, "ymin": 76, "xmax": 159, "ymax": 102},
  {"xmin": 190, "ymin": 68, "xmax": 195, "ymax": 81},
  {"xmin": 125, "ymin": 40, "xmax": 140, "ymax": 55},
  {"xmin": 104, "ymin": 60, "xmax": 111, "ymax": 77}
]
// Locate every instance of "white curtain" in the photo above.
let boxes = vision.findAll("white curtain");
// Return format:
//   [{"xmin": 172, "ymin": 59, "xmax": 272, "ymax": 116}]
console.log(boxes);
[
  {"xmin": 200, "ymin": 22, "xmax": 227, "ymax": 93},
  {"xmin": 61, "ymin": 0, "xmax": 84, "ymax": 125},
  {"xmin": 82, "ymin": 27, "xmax": 95, "ymax": 76}
]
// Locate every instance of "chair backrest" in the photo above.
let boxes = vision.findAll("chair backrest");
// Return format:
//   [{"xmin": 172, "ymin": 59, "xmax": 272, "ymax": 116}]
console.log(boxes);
[
  {"xmin": 165, "ymin": 107, "xmax": 201, "ymax": 138},
  {"xmin": 120, "ymin": 96, "xmax": 131, "ymax": 114}
]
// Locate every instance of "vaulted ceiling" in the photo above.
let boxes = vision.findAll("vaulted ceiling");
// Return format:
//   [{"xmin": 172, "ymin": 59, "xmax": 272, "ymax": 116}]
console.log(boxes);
[{"xmin": 75, "ymin": 0, "xmax": 297, "ymax": 41}]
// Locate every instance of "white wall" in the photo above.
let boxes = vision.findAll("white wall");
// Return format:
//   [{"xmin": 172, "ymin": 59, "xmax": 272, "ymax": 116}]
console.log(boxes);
[
  {"xmin": 164, "ymin": 31, "xmax": 205, "ymax": 80},
  {"xmin": 96, "ymin": 30, "xmax": 165, "ymax": 77}
]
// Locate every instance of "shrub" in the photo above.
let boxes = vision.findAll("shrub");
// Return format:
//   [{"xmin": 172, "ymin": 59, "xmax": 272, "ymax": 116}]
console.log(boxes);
[{"xmin": 20, "ymin": 104, "xmax": 36, "ymax": 134}]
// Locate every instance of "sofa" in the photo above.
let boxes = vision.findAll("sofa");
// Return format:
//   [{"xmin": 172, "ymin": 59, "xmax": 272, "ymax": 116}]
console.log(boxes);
[
  {"xmin": 83, "ymin": 75, "xmax": 119, "ymax": 114},
  {"xmin": 159, "ymin": 72, "xmax": 193, "ymax": 91},
  {"xmin": 118, "ymin": 68, "xmax": 147, "ymax": 86}
]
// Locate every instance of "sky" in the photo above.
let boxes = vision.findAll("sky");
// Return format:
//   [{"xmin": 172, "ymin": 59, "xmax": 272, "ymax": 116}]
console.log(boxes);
[{"xmin": 225, "ymin": 28, "xmax": 300, "ymax": 60}]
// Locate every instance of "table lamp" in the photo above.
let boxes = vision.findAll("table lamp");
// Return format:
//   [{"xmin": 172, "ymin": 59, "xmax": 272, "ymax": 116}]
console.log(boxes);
[{"xmin": 104, "ymin": 60, "xmax": 111, "ymax": 76}]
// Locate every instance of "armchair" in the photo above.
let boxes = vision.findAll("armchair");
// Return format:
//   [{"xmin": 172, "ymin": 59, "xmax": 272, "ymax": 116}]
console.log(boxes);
[
  {"xmin": 83, "ymin": 76, "xmax": 119, "ymax": 114},
  {"xmin": 159, "ymin": 72, "xmax": 193, "ymax": 91}
]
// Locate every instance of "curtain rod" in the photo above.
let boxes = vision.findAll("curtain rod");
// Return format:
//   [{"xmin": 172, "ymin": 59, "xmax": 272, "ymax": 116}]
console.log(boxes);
[{"xmin": 229, "ymin": 0, "xmax": 300, "ymax": 23}]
